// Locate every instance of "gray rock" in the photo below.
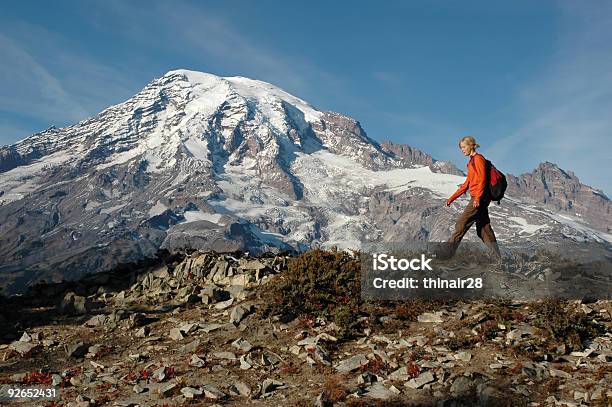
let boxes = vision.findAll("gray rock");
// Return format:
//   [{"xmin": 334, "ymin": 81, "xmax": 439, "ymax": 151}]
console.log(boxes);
[
  {"xmin": 153, "ymin": 366, "xmax": 167, "ymax": 382},
  {"xmin": 335, "ymin": 354, "xmax": 369, "ymax": 372},
  {"xmin": 86, "ymin": 344, "xmax": 104, "ymax": 358},
  {"xmin": 314, "ymin": 346, "xmax": 332, "ymax": 366},
  {"xmin": 200, "ymin": 285, "xmax": 230, "ymax": 302},
  {"xmin": 297, "ymin": 337, "xmax": 317, "ymax": 346},
  {"xmin": 231, "ymin": 337, "xmax": 253, "ymax": 352},
  {"xmin": 199, "ymin": 323, "xmax": 225, "ymax": 333},
  {"xmin": 201, "ymin": 384, "xmax": 227, "ymax": 400},
  {"xmin": 151, "ymin": 265, "xmax": 170, "ymax": 278},
  {"xmin": 240, "ymin": 259, "xmax": 268, "ymax": 271},
  {"xmin": 135, "ymin": 326, "xmax": 150, "ymax": 338},
  {"xmin": 133, "ymin": 384, "xmax": 146, "ymax": 393},
  {"xmin": 229, "ymin": 381, "xmax": 252, "ymax": 397},
  {"xmin": 260, "ymin": 352, "xmax": 281, "ymax": 366},
  {"xmin": 261, "ymin": 378, "xmax": 285, "ymax": 394},
  {"xmin": 240, "ymin": 354, "xmax": 253, "ymax": 369},
  {"xmin": 158, "ymin": 382, "xmax": 178, "ymax": 397},
  {"xmin": 106, "ymin": 310, "xmax": 125, "ymax": 324},
  {"xmin": 226, "ymin": 285, "xmax": 248, "ymax": 300},
  {"xmin": 169, "ymin": 328, "xmax": 184, "ymax": 341},
  {"xmin": 506, "ymin": 325, "xmax": 537, "ymax": 340},
  {"xmin": 181, "ymin": 387, "xmax": 203, "ymax": 399},
  {"xmin": 454, "ymin": 351, "xmax": 472, "ymax": 362},
  {"xmin": 65, "ymin": 342, "xmax": 89, "ymax": 359},
  {"xmin": 214, "ymin": 298, "xmax": 234, "ymax": 310},
  {"xmin": 60, "ymin": 292, "xmax": 91, "ymax": 315},
  {"xmin": 100, "ymin": 375, "xmax": 117, "ymax": 385},
  {"xmin": 179, "ymin": 322, "xmax": 198, "ymax": 334},
  {"xmin": 9, "ymin": 341, "xmax": 39, "ymax": 356},
  {"xmin": 366, "ymin": 383, "xmax": 397, "ymax": 400},
  {"xmin": 230, "ymin": 304, "xmax": 253, "ymax": 325},
  {"xmin": 190, "ymin": 354, "xmax": 206, "ymax": 368},
  {"xmin": 389, "ymin": 366, "xmax": 409, "ymax": 381},
  {"xmin": 179, "ymin": 339, "xmax": 200, "ymax": 354},
  {"xmin": 405, "ymin": 371, "xmax": 435, "ymax": 389}
]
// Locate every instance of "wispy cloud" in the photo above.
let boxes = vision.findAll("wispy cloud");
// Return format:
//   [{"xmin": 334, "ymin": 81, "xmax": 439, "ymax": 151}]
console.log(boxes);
[
  {"xmin": 0, "ymin": 33, "xmax": 88, "ymax": 123},
  {"xmin": 0, "ymin": 20, "xmax": 139, "ymax": 145},
  {"xmin": 487, "ymin": 0, "xmax": 612, "ymax": 194}
]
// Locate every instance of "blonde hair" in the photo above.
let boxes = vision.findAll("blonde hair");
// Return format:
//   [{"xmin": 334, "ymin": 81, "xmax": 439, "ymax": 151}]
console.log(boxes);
[{"xmin": 459, "ymin": 136, "xmax": 480, "ymax": 149}]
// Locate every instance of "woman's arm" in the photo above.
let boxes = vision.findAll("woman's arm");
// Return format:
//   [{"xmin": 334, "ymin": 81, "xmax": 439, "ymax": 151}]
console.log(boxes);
[{"xmin": 447, "ymin": 177, "xmax": 469, "ymax": 205}]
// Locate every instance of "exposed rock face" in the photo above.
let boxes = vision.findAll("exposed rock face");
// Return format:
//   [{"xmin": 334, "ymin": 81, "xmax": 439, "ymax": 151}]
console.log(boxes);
[
  {"xmin": 311, "ymin": 112, "xmax": 396, "ymax": 170},
  {"xmin": 380, "ymin": 140, "xmax": 464, "ymax": 176},
  {"xmin": 380, "ymin": 140, "xmax": 434, "ymax": 166},
  {"xmin": 507, "ymin": 162, "xmax": 611, "ymax": 233}
]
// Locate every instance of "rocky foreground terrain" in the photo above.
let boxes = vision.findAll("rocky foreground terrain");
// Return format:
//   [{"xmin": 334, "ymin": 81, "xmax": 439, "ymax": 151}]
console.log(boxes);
[{"xmin": 1, "ymin": 250, "xmax": 611, "ymax": 407}]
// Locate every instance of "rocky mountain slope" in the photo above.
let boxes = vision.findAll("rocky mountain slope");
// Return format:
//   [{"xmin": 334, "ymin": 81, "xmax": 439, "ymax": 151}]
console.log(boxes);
[
  {"xmin": 0, "ymin": 69, "xmax": 610, "ymax": 294},
  {"xmin": 379, "ymin": 140, "xmax": 464, "ymax": 176},
  {"xmin": 506, "ymin": 162, "xmax": 611, "ymax": 234}
]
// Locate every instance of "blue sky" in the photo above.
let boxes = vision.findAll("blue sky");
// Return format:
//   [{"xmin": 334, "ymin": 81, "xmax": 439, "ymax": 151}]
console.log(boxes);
[{"xmin": 1, "ymin": 0, "xmax": 611, "ymax": 194}]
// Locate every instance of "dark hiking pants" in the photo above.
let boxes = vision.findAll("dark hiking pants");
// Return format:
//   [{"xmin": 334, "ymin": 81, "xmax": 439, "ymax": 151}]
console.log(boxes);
[{"xmin": 448, "ymin": 196, "xmax": 501, "ymax": 259}]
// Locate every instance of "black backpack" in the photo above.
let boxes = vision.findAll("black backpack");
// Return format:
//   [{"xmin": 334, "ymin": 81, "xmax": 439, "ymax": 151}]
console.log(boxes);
[{"xmin": 485, "ymin": 159, "xmax": 507, "ymax": 203}]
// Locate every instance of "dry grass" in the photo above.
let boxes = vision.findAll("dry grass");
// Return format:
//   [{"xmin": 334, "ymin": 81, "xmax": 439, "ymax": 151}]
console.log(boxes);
[{"xmin": 322, "ymin": 373, "xmax": 350, "ymax": 403}]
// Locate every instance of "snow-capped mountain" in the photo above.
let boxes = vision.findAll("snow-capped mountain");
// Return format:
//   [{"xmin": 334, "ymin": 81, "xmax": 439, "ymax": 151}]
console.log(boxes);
[{"xmin": 1, "ymin": 69, "xmax": 610, "ymax": 294}]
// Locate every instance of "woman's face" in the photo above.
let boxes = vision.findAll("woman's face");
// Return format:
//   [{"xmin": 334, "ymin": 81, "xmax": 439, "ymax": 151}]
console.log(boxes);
[{"xmin": 460, "ymin": 141, "xmax": 473, "ymax": 156}]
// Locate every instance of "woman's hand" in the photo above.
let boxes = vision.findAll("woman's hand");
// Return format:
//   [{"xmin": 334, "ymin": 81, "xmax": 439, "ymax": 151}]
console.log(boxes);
[
  {"xmin": 446, "ymin": 199, "xmax": 451, "ymax": 207},
  {"xmin": 473, "ymin": 199, "xmax": 480, "ymax": 208}
]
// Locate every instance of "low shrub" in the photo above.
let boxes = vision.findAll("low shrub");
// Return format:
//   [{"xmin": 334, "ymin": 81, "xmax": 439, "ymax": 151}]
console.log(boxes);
[
  {"xmin": 260, "ymin": 248, "xmax": 362, "ymax": 337},
  {"xmin": 530, "ymin": 298, "xmax": 601, "ymax": 352}
]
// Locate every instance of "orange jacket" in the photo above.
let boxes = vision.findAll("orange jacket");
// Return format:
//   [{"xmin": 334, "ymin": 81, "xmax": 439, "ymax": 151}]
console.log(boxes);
[{"xmin": 448, "ymin": 153, "xmax": 487, "ymax": 204}]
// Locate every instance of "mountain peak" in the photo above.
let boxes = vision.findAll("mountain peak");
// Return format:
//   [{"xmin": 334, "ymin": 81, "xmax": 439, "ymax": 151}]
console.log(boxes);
[
  {"xmin": 160, "ymin": 69, "xmax": 322, "ymax": 121},
  {"xmin": 163, "ymin": 69, "xmax": 223, "ymax": 83}
]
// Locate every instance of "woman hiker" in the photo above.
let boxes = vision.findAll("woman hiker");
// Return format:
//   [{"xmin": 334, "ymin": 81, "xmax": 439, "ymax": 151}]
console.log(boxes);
[{"xmin": 445, "ymin": 136, "xmax": 502, "ymax": 260}]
